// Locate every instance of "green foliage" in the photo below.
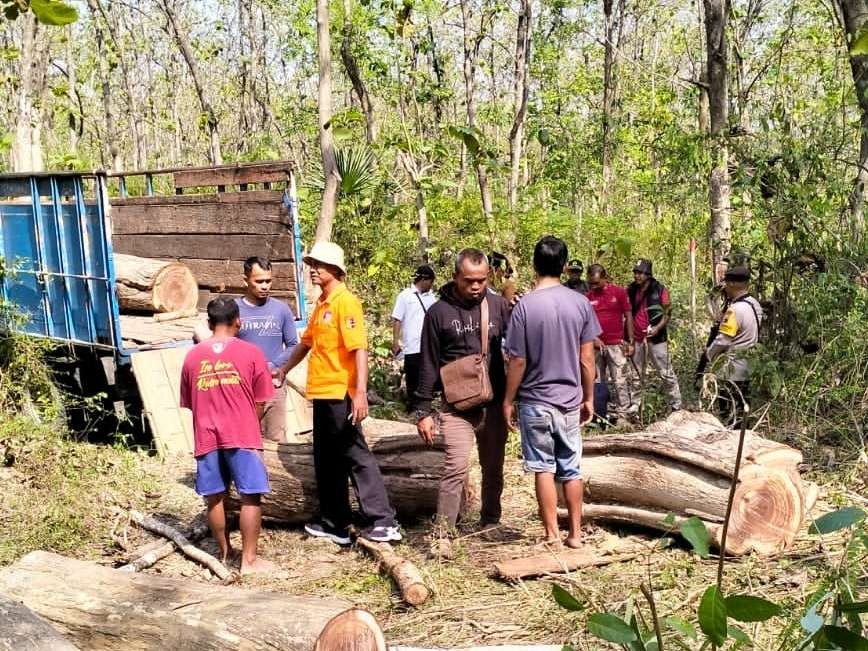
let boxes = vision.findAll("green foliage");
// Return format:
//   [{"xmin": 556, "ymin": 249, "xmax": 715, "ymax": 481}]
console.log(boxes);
[
  {"xmin": 2, "ymin": 0, "xmax": 78, "ymax": 24},
  {"xmin": 809, "ymin": 507, "xmax": 866, "ymax": 535},
  {"xmin": 552, "ymin": 584, "xmax": 584, "ymax": 611},
  {"xmin": 679, "ymin": 516, "xmax": 711, "ymax": 558},
  {"xmin": 698, "ymin": 586, "xmax": 728, "ymax": 646},
  {"xmin": 586, "ymin": 613, "xmax": 638, "ymax": 644}
]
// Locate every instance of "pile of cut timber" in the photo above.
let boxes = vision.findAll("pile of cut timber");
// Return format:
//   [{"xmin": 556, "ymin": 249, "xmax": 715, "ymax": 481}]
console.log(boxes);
[
  {"xmin": 0, "ymin": 551, "xmax": 349, "ymax": 650},
  {"xmin": 246, "ymin": 411, "xmax": 811, "ymax": 556},
  {"xmin": 578, "ymin": 411, "xmax": 814, "ymax": 555},
  {"xmin": 114, "ymin": 253, "xmax": 198, "ymax": 314}
]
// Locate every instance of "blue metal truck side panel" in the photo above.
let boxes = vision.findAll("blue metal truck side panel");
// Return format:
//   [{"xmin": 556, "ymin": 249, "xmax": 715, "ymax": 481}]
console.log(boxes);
[{"xmin": 1, "ymin": 170, "xmax": 305, "ymax": 359}]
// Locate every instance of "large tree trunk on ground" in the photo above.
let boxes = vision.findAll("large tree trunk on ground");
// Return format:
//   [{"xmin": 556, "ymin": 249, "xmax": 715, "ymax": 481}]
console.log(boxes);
[
  {"xmin": 704, "ymin": 0, "xmax": 732, "ymax": 279},
  {"xmin": 234, "ymin": 419, "xmax": 442, "ymax": 522},
  {"xmin": 578, "ymin": 411, "xmax": 810, "ymax": 555},
  {"xmin": 0, "ymin": 593, "xmax": 79, "ymax": 650},
  {"xmin": 0, "ymin": 551, "xmax": 349, "ymax": 651},
  {"xmin": 114, "ymin": 254, "xmax": 198, "ymax": 314},
  {"xmin": 245, "ymin": 412, "xmax": 807, "ymax": 556},
  {"xmin": 838, "ymin": 0, "xmax": 868, "ymax": 243}
]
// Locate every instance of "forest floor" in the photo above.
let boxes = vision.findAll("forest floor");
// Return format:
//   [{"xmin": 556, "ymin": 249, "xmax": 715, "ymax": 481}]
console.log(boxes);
[{"xmin": 2, "ymin": 419, "xmax": 863, "ymax": 651}]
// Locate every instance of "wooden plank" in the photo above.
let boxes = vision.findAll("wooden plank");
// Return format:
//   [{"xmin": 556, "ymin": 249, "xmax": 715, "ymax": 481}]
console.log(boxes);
[
  {"xmin": 173, "ymin": 162, "xmax": 292, "ymax": 189},
  {"xmin": 175, "ymin": 259, "xmax": 297, "ymax": 292},
  {"xmin": 110, "ymin": 190, "xmax": 284, "ymax": 206},
  {"xmin": 111, "ymin": 201, "xmax": 290, "ymax": 235},
  {"xmin": 130, "ymin": 348, "xmax": 195, "ymax": 456},
  {"xmin": 112, "ymin": 234, "xmax": 296, "ymax": 261}
]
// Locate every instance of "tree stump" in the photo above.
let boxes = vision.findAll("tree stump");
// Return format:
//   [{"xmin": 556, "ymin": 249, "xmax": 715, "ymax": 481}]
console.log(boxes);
[{"xmin": 114, "ymin": 253, "xmax": 198, "ymax": 313}]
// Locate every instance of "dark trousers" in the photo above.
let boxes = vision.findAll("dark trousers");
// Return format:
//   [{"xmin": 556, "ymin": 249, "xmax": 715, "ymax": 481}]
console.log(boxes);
[
  {"xmin": 312, "ymin": 396, "xmax": 397, "ymax": 530},
  {"xmin": 716, "ymin": 380, "xmax": 751, "ymax": 430},
  {"xmin": 403, "ymin": 353, "xmax": 422, "ymax": 411}
]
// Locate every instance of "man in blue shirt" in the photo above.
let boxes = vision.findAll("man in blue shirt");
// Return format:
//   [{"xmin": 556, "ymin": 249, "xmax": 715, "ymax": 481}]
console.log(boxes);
[{"xmin": 236, "ymin": 256, "xmax": 298, "ymax": 442}]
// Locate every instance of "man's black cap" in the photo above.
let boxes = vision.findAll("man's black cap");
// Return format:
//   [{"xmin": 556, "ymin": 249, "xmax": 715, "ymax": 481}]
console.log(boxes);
[
  {"xmin": 724, "ymin": 266, "xmax": 751, "ymax": 281},
  {"xmin": 633, "ymin": 259, "xmax": 653, "ymax": 275},
  {"xmin": 414, "ymin": 264, "xmax": 435, "ymax": 279},
  {"xmin": 567, "ymin": 259, "xmax": 583, "ymax": 272}
]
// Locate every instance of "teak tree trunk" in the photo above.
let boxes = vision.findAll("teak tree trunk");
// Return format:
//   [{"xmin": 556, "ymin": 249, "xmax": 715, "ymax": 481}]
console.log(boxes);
[
  {"xmin": 113, "ymin": 254, "xmax": 198, "ymax": 314},
  {"xmin": 460, "ymin": 0, "xmax": 495, "ymax": 243},
  {"xmin": 341, "ymin": 0, "xmax": 377, "ymax": 145},
  {"xmin": 508, "ymin": 0, "xmax": 532, "ymax": 211},
  {"xmin": 704, "ymin": 0, "xmax": 732, "ymax": 280},
  {"xmin": 158, "ymin": 0, "xmax": 223, "ymax": 166},
  {"xmin": 315, "ymin": 0, "xmax": 340, "ymax": 243},
  {"xmin": 239, "ymin": 412, "xmax": 807, "ymax": 556},
  {"xmin": 10, "ymin": 14, "xmax": 49, "ymax": 172},
  {"xmin": 86, "ymin": 0, "xmax": 122, "ymax": 172},
  {"xmin": 838, "ymin": 0, "xmax": 868, "ymax": 243},
  {"xmin": 601, "ymin": 0, "xmax": 624, "ymax": 210},
  {"xmin": 0, "ymin": 551, "xmax": 349, "ymax": 651}
]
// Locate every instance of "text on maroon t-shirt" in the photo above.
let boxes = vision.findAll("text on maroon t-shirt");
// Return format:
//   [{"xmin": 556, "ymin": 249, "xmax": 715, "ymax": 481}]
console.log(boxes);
[{"xmin": 179, "ymin": 337, "xmax": 275, "ymax": 457}]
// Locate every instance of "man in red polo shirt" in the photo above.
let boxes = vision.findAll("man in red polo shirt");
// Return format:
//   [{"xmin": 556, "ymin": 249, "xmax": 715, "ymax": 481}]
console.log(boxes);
[{"xmin": 587, "ymin": 264, "xmax": 635, "ymax": 422}]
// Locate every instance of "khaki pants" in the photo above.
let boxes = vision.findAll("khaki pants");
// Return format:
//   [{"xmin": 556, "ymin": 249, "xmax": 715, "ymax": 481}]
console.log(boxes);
[
  {"xmin": 260, "ymin": 382, "xmax": 287, "ymax": 442},
  {"xmin": 631, "ymin": 340, "xmax": 682, "ymax": 411},
  {"xmin": 437, "ymin": 405, "xmax": 508, "ymax": 528},
  {"xmin": 596, "ymin": 344, "xmax": 631, "ymax": 416}
]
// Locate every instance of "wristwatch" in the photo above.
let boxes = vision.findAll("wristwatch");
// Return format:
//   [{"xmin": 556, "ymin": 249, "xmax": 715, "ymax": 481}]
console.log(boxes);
[{"xmin": 414, "ymin": 409, "xmax": 432, "ymax": 423}]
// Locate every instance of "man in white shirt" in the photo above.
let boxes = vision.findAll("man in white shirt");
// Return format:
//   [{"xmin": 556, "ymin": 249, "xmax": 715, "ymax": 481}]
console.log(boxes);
[{"xmin": 391, "ymin": 265, "xmax": 437, "ymax": 411}]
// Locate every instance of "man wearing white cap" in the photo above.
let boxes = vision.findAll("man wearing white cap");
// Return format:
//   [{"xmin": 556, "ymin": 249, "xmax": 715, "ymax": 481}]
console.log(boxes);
[{"xmin": 282, "ymin": 242, "xmax": 401, "ymax": 544}]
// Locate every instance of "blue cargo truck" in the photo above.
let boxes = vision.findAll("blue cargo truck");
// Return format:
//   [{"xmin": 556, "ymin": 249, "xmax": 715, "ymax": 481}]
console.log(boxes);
[{"xmin": 0, "ymin": 162, "xmax": 307, "ymax": 436}]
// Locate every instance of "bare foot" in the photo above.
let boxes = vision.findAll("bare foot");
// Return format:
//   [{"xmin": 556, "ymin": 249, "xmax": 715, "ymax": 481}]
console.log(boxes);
[
  {"xmin": 565, "ymin": 537, "xmax": 582, "ymax": 549},
  {"xmin": 240, "ymin": 557, "xmax": 279, "ymax": 576}
]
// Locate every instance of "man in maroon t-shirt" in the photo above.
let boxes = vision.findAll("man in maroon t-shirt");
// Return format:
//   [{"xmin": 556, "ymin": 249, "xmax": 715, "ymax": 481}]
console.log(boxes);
[
  {"xmin": 586, "ymin": 264, "xmax": 635, "ymax": 421},
  {"xmin": 180, "ymin": 297, "xmax": 276, "ymax": 576}
]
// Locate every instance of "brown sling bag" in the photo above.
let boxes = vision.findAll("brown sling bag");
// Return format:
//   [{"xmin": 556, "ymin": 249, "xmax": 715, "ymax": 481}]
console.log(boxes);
[{"xmin": 439, "ymin": 297, "xmax": 494, "ymax": 411}]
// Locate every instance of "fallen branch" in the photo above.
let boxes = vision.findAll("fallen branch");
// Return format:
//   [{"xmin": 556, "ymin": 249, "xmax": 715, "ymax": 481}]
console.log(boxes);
[
  {"xmin": 493, "ymin": 539, "xmax": 647, "ymax": 581},
  {"xmin": 355, "ymin": 538, "xmax": 429, "ymax": 606},
  {"xmin": 117, "ymin": 509, "xmax": 231, "ymax": 582},
  {"xmin": 119, "ymin": 522, "xmax": 209, "ymax": 573}
]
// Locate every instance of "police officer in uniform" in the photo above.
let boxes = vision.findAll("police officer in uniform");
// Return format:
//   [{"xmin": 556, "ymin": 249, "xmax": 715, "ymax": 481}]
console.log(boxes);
[{"xmin": 705, "ymin": 266, "xmax": 763, "ymax": 428}]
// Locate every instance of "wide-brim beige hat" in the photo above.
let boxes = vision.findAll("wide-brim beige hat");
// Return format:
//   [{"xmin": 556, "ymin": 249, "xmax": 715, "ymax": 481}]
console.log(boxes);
[{"xmin": 303, "ymin": 241, "xmax": 347, "ymax": 274}]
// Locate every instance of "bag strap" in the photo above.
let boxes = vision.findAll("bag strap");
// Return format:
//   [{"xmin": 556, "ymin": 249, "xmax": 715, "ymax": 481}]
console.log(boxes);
[
  {"xmin": 414, "ymin": 291, "xmax": 429, "ymax": 314},
  {"xmin": 480, "ymin": 298, "xmax": 490, "ymax": 357}
]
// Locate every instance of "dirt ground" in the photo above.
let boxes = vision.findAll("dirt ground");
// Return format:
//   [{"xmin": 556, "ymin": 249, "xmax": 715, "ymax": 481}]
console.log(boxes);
[{"xmin": 98, "ymin": 447, "xmax": 861, "ymax": 650}]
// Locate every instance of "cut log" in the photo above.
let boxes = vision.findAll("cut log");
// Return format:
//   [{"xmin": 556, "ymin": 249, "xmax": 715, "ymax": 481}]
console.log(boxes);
[
  {"xmin": 315, "ymin": 608, "xmax": 387, "ymax": 651},
  {"xmin": 0, "ymin": 593, "xmax": 79, "ymax": 650},
  {"xmin": 578, "ymin": 411, "xmax": 809, "ymax": 556},
  {"xmin": 231, "ymin": 418, "xmax": 442, "ymax": 523},
  {"xmin": 237, "ymin": 411, "xmax": 807, "ymax": 556},
  {"xmin": 355, "ymin": 537, "xmax": 429, "ymax": 606},
  {"xmin": 0, "ymin": 551, "xmax": 349, "ymax": 651},
  {"xmin": 114, "ymin": 253, "xmax": 198, "ymax": 314}
]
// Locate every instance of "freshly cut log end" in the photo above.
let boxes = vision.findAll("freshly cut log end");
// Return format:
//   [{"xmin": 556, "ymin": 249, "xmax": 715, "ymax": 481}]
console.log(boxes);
[
  {"xmin": 114, "ymin": 253, "xmax": 199, "ymax": 313},
  {"xmin": 725, "ymin": 465, "xmax": 804, "ymax": 555},
  {"xmin": 315, "ymin": 608, "xmax": 387, "ymax": 651}
]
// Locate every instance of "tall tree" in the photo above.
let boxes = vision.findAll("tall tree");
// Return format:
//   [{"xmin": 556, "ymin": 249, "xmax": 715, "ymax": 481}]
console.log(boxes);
[
  {"xmin": 10, "ymin": 14, "xmax": 49, "ymax": 171},
  {"xmin": 838, "ymin": 0, "xmax": 868, "ymax": 242},
  {"xmin": 85, "ymin": 0, "xmax": 121, "ymax": 171},
  {"xmin": 704, "ymin": 0, "xmax": 732, "ymax": 278},
  {"xmin": 508, "ymin": 0, "xmax": 532, "ymax": 211},
  {"xmin": 459, "ymin": 0, "xmax": 496, "ymax": 241},
  {"xmin": 600, "ymin": 0, "xmax": 626, "ymax": 213},
  {"xmin": 315, "ymin": 0, "xmax": 340, "ymax": 242},
  {"xmin": 341, "ymin": 0, "xmax": 376, "ymax": 144},
  {"xmin": 157, "ymin": 0, "xmax": 223, "ymax": 165}
]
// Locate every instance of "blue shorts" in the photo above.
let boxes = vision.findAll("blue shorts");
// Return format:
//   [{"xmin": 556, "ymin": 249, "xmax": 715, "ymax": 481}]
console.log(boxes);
[
  {"xmin": 195, "ymin": 448, "xmax": 271, "ymax": 496},
  {"xmin": 518, "ymin": 403, "xmax": 583, "ymax": 481}
]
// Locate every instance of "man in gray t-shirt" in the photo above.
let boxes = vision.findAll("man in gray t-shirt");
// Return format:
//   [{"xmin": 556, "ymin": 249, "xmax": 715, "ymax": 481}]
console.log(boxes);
[{"xmin": 504, "ymin": 236, "xmax": 601, "ymax": 549}]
